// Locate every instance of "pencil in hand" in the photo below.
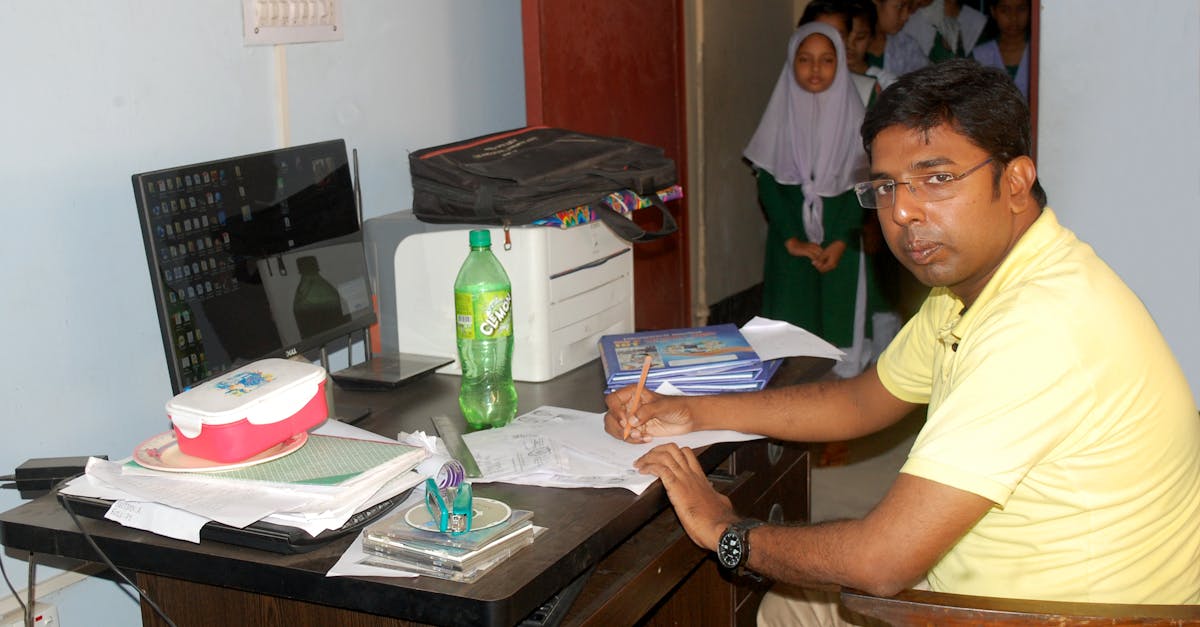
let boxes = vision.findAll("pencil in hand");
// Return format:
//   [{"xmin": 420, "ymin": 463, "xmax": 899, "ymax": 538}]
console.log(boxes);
[{"xmin": 623, "ymin": 354, "xmax": 654, "ymax": 441}]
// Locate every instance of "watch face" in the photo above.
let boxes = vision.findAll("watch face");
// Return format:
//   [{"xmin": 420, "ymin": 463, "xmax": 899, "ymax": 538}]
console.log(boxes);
[{"xmin": 717, "ymin": 528, "xmax": 744, "ymax": 569}]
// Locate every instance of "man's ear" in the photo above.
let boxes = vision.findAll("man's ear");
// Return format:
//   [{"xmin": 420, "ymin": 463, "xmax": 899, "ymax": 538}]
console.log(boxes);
[{"xmin": 1006, "ymin": 156, "xmax": 1038, "ymax": 214}]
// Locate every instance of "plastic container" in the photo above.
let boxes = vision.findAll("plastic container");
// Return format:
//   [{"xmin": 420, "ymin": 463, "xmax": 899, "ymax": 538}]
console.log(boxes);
[
  {"xmin": 454, "ymin": 229, "xmax": 518, "ymax": 429},
  {"xmin": 166, "ymin": 358, "xmax": 328, "ymax": 462}
]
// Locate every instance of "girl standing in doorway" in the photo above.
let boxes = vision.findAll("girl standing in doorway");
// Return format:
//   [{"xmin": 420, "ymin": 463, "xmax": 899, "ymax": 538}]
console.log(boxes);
[{"xmin": 746, "ymin": 21, "xmax": 882, "ymax": 377}]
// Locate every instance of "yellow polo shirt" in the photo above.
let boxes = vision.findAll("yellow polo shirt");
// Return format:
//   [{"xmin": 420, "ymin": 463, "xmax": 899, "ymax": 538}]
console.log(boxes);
[{"xmin": 877, "ymin": 208, "xmax": 1200, "ymax": 603}]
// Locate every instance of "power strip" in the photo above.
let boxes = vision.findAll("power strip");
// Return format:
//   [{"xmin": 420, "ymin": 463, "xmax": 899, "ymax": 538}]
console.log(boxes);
[
  {"xmin": 0, "ymin": 602, "xmax": 58, "ymax": 626},
  {"xmin": 0, "ymin": 565, "xmax": 97, "ymax": 617}
]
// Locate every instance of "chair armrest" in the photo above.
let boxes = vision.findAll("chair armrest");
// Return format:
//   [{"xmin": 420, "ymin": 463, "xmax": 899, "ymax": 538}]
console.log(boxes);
[{"xmin": 839, "ymin": 588, "xmax": 1200, "ymax": 626}]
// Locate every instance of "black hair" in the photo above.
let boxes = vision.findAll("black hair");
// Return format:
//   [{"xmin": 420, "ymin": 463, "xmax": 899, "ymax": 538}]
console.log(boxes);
[
  {"xmin": 798, "ymin": 0, "xmax": 851, "ymax": 33},
  {"xmin": 862, "ymin": 58, "xmax": 1047, "ymax": 207},
  {"xmin": 979, "ymin": 0, "xmax": 1032, "ymax": 44},
  {"xmin": 842, "ymin": 0, "xmax": 878, "ymax": 37}
]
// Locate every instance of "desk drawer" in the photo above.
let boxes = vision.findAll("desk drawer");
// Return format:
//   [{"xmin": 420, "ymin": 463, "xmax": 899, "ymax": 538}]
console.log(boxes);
[
  {"xmin": 751, "ymin": 445, "xmax": 810, "ymax": 524},
  {"xmin": 721, "ymin": 439, "xmax": 811, "ymax": 515}
]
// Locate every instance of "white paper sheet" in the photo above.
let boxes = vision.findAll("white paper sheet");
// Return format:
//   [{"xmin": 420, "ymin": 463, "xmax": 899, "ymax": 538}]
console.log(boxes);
[
  {"xmin": 326, "ymin": 528, "xmax": 421, "ymax": 578},
  {"xmin": 740, "ymin": 316, "xmax": 845, "ymax": 361},
  {"xmin": 464, "ymin": 406, "xmax": 762, "ymax": 494},
  {"xmin": 262, "ymin": 471, "xmax": 425, "ymax": 536},
  {"xmin": 102, "ymin": 499, "xmax": 210, "ymax": 543}
]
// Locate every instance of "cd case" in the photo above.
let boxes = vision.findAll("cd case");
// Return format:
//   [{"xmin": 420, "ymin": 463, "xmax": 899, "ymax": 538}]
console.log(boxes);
[
  {"xmin": 362, "ymin": 523, "xmax": 539, "ymax": 581},
  {"xmin": 361, "ymin": 508, "xmax": 538, "ymax": 581},
  {"xmin": 365, "ymin": 507, "xmax": 534, "ymax": 551}
]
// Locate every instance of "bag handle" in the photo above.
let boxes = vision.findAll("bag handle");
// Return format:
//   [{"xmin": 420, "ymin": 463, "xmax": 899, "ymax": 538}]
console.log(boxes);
[{"xmin": 594, "ymin": 195, "xmax": 678, "ymax": 243}]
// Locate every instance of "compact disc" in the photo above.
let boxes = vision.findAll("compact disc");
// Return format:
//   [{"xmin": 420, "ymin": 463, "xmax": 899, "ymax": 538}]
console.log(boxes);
[{"xmin": 404, "ymin": 496, "xmax": 512, "ymax": 533}]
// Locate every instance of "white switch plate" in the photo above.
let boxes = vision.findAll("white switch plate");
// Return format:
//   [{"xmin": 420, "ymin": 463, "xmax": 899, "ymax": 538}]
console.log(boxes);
[
  {"xmin": 242, "ymin": 0, "xmax": 343, "ymax": 46},
  {"xmin": 0, "ymin": 602, "xmax": 58, "ymax": 626}
]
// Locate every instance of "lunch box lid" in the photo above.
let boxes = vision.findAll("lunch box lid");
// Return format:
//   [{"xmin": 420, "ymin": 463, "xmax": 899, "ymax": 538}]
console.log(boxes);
[{"xmin": 166, "ymin": 358, "xmax": 326, "ymax": 438}]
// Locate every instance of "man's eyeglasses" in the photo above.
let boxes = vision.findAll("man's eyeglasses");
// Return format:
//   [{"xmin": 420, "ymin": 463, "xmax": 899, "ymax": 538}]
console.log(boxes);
[{"xmin": 853, "ymin": 157, "xmax": 995, "ymax": 209}]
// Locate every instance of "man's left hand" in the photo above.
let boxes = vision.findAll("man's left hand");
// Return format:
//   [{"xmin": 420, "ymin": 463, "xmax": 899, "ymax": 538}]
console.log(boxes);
[{"xmin": 634, "ymin": 443, "xmax": 739, "ymax": 551}]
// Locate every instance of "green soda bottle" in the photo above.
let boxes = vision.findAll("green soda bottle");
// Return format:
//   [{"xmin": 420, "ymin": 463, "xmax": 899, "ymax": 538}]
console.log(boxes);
[{"xmin": 454, "ymin": 230, "xmax": 518, "ymax": 429}]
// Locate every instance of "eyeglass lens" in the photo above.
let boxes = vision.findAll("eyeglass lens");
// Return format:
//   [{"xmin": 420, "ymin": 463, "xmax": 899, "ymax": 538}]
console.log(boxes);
[{"xmin": 855, "ymin": 157, "xmax": 993, "ymax": 209}]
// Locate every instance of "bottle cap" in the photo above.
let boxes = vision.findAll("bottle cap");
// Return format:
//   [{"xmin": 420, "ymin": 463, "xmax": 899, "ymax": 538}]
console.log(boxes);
[{"xmin": 468, "ymin": 230, "xmax": 491, "ymax": 248}]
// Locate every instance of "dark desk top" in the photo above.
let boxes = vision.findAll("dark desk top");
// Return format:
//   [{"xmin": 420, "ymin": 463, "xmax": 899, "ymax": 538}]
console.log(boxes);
[
  {"xmin": 0, "ymin": 357, "xmax": 831, "ymax": 626},
  {"xmin": 0, "ymin": 360, "xmax": 722, "ymax": 626}
]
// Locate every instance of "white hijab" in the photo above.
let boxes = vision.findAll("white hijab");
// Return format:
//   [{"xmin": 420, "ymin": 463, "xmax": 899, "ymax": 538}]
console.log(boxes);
[{"xmin": 744, "ymin": 22, "xmax": 867, "ymax": 243}]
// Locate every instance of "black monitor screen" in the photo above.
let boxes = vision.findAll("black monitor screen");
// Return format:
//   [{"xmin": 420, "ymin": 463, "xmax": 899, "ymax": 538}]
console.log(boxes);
[{"xmin": 133, "ymin": 139, "xmax": 375, "ymax": 394}]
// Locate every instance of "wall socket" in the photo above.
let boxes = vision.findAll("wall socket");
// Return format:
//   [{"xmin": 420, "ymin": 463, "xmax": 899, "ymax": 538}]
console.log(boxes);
[
  {"xmin": 242, "ymin": 0, "xmax": 344, "ymax": 46},
  {"xmin": 0, "ymin": 602, "xmax": 58, "ymax": 626}
]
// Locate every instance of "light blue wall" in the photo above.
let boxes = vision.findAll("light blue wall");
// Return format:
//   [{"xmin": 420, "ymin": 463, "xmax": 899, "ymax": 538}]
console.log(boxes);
[
  {"xmin": 0, "ymin": 1, "xmax": 523, "ymax": 624},
  {"xmin": 1039, "ymin": 0, "xmax": 1200, "ymax": 396}
]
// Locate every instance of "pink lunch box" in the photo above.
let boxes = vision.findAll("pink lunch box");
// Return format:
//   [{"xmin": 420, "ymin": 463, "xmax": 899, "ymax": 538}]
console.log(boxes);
[{"xmin": 165, "ymin": 358, "xmax": 328, "ymax": 463}]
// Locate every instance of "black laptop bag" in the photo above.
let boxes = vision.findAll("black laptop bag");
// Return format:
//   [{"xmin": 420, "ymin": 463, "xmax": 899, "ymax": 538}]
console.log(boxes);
[{"xmin": 409, "ymin": 126, "xmax": 678, "ymax": 243}]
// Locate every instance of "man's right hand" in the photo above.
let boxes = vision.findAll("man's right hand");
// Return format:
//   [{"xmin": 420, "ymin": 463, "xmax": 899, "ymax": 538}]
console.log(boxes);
[{"xmin": 603, "ymin": 385, "xmax": 696, "ymax": 442}]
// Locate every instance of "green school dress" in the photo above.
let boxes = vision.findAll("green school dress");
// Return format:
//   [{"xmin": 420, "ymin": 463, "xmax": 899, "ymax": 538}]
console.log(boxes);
[{"xmin": 758, "ymin": 170, "xmax": 883, "ymax": 347}]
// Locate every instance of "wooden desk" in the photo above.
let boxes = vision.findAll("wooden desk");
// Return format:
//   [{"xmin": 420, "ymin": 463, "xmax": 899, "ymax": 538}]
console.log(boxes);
[{"xmin": 0, "ymin": 358, "xmax": 824, "ymax": 626}]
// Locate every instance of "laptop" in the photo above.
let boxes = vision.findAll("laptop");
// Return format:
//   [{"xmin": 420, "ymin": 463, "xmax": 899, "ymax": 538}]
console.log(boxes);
[{"xmin": 57, "ymin": 488, "xmax": 410, "ymax": 554}]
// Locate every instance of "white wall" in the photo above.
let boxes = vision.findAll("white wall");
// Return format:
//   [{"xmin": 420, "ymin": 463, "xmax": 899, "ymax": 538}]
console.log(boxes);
[
  {"xmin": 1038, "ymin": 0, "xmax": 1200, "ymax": 396},
  {"xmin": 0, "ymin": 2, "xmax": 523, "ymax": 624},
  {"xmin": 688, "ymin": 0, "xmax": 796, "ymax": 320}
]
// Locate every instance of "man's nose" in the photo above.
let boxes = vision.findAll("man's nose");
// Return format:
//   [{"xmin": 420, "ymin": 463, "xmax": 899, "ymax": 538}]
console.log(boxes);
[{"xmin": 890, "ymin": 184, "xmax": 925, "ymax": 224}]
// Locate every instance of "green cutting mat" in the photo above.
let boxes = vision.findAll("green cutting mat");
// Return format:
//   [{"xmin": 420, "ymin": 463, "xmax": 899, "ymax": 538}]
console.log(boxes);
[{"xmin": 133, "ymin": 435, "xmax": 425, "ymax": 486}]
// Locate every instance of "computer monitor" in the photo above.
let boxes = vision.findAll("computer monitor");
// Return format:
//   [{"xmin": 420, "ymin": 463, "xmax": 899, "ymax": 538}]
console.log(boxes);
[{"xmin": 132, "ymin": 139, "xmax": 376, "ymax": 394}]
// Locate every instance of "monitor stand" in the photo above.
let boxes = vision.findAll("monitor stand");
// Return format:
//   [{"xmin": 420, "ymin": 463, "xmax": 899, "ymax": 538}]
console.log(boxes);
[{"xmin": 330, "ymin": 352, "xmax": 454, "ymax": 390}]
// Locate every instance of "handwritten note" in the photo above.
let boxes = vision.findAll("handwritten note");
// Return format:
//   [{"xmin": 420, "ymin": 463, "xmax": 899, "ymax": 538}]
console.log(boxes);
[{"xmin": 463, "ymin": 406, "xmax": 762, "ymax": 494}]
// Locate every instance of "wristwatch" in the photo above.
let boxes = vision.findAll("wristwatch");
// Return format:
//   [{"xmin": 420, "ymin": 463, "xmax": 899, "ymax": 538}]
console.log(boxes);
[{"xmin": 716, "ymin": 518, "xmax": 765, "ymax": 570}]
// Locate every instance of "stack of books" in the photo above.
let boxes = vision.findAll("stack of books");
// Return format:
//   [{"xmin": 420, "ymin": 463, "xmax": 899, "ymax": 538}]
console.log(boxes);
[
  {"xmin": 598, "ymin": 323, "xmax": 782, "ymax": 395},
  {"xmin": 360, "ymin": 506, "xmax": 538, "ymax": 583}
]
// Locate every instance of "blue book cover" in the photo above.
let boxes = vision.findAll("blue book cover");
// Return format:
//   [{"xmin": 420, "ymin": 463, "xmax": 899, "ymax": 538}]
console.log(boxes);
[
  {"xmin": 669, "ymin": 359, "xmax": 783, "ymax": 393},
  {"xmin": 598, "ymin": 324, "xmax": 762, "ymax": 385}
]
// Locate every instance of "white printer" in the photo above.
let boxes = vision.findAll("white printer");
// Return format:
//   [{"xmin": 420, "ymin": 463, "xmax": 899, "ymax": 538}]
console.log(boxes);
[{"xmin": 363, "ymin": 211, "xmax": 634, "ymax": 382}]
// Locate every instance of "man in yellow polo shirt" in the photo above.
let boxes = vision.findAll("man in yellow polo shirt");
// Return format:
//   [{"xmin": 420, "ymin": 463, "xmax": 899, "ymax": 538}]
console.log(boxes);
[{"xmin": 602, "ymin": 59, "xmax": 1200, "ymax": 626}]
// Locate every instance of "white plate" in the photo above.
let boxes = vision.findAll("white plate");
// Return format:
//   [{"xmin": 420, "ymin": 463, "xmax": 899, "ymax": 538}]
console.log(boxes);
[
  {"xmin": 132, "ymin": 430, "xmax": 308, "ymax": 472},
  {"xmin": 404, "ymin": 496, "xmax": 512, "ymax": 533}
]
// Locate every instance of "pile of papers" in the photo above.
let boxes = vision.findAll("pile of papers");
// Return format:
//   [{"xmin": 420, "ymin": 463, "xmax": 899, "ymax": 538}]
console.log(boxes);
[{"xmin": 58, "ymin": 421, "xmax": 428, "ymax": 543}]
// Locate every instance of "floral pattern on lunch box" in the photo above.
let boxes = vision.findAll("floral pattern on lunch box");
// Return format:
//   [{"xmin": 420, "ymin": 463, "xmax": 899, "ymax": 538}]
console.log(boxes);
[{"xmin": 216, "ymin": 370, "xmax": 276, "ymax": 396}]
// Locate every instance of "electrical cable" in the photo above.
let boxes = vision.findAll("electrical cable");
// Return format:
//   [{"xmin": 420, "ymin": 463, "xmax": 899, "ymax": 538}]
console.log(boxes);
[
  {"xmin": 0, "ymin": 552, "xmax": 28, "ymax": 618},
  {"xmin": 56, "ymin": 475, "xmax": 178, "ymax": 619},
  {"xmin": 60, "ymin": 496, "xmax": 178, "ymax": 627},
  {"xmin": 25, "ymin": 553, "xmax": 34, "ymax": 627}
]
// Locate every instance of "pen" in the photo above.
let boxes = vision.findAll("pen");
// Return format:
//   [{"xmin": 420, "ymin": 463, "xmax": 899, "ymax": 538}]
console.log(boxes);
[{"xmin": 624, "ymin": 354, "xmax": 654, "ymax": 440}]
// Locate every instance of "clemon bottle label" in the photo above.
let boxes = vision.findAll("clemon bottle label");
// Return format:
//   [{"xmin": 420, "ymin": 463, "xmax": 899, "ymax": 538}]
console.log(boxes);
[{"xmin": 455, "ymin": 290, "xmax": 512, "ymax": 340}]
